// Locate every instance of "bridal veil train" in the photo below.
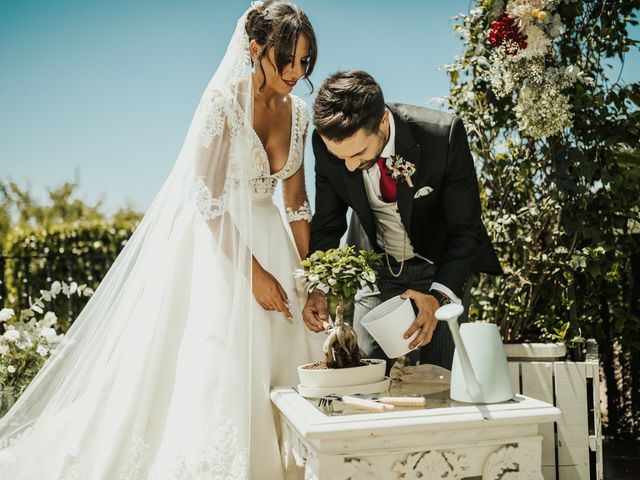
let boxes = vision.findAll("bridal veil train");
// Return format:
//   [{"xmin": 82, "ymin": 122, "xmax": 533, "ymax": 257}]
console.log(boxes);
[{"xmin": 0, "ymin": 3, "xmax": 310, "ymax": 478}]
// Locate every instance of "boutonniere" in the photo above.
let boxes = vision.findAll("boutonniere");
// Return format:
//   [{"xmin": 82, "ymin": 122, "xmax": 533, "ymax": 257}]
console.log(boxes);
[{"xmin": 386, "ymin": 154, "xmax": 416, "ymax": 188}]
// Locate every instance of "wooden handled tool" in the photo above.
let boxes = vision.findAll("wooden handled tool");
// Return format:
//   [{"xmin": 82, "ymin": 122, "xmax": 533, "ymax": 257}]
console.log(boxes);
[
  {"xmin": 341, "ymin": 396, "xmax": 394, "ymax": 413},
  {"xmin": 377, "ymin": 396, "xmax": 427, "ymax": 407}
]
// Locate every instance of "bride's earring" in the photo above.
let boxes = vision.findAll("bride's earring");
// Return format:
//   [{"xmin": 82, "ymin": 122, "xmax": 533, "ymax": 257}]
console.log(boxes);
[{"xmin": 251, "ymin": 57, "xmax": 262, "ymax": 95}]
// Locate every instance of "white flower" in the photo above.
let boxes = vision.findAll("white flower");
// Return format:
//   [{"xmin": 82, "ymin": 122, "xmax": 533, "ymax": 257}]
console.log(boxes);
[
  {"xmin": 564, "ymin": 65, "xmax": 595, "ymax": 87},
  {"xmin": 516, "ymin": 24, "xmax": 552, "ymax": 59},
  {"xmin": 548, "ymin": 13, "xmax": 564, "ymax": 37},
  {"xmin": 514, "ymin": 84, "xmax": 573, "ymax": 138},
  {"xmin": 43, "ymin": 311, "xmax": 58, "ymax": 326},
  {"xmin": 506, "ymin": 0, "xmax": 548, "ymax": 29},
  {"xmin": 50, "ymin": 281, "xmax": 62, "ymax": 296},
  {"xmin": 0, "ymin": 308, "xmax": 15, "ymax": 322},
  {"xmin": 463, "ymin": 89, "xmax": 475, "ymax": 104},
  {"xmin": 485, "ymin": 50, "xmax": 545, "ymax": 98},
  {"xmin": 7, "ymin": 365, "xmax": 16, "ymax": 374},
  {"xmin": 0, "ymin": 344, "xmax": 9, "ymax": 355},
  {"xmin": 37, "ymin": 344, "xmax": 49, "ymax": 357},
  {"xmin": 3, "ymin": 329, "xmax": 20, "ymax": 342},
  {"xmin": 506, "ymin": 0, "xmax": 548, "ymax": 23},
  {"xmin": 40, "ymin": 327, "xmax": 59, "ymax": 344}
]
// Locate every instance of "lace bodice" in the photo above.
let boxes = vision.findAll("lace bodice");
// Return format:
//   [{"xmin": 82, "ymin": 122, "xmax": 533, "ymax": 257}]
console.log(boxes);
[
  {"xmin": 248, "ymin": 95, "xmax": 309, "ymax": 199},
  {"xmin": 195, "ymin": 86, "xmax": 312, "ymax": 223}
]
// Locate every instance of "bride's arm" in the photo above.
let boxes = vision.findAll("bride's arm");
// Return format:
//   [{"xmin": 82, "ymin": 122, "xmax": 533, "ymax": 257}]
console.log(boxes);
[
  {"xmin": 193, "ymin": 90, "xmax": 257, "ymax": 268},
  {"xmin": 194, "ymin": 90, "xmax": 292, "ymax": 318},
  {"xmin": 283, "ymin": 166, "xmax": 312, "ymax": 260}
]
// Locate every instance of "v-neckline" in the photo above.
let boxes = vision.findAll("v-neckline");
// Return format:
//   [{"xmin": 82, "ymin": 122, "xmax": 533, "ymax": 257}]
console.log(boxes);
[{"xmin": 250, "ymin": 96, "xmax": 296, "ymax": 177}]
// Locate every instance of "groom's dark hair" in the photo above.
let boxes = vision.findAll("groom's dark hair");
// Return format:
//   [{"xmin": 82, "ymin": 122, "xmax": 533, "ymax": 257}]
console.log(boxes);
[{"xmin": 313, "ymin": 70, "xmax": 385, "ymax": 141}]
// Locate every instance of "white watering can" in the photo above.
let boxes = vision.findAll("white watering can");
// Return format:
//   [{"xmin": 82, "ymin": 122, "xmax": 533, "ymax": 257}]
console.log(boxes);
[{"xmin": 435, "ymin": 303, "xmax": 514, "ymax": 404}]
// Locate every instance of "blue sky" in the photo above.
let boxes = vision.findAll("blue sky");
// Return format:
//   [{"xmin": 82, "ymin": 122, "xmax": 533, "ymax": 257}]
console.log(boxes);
[{"xmin": 1, "ymin": 1, "xmax": 638, "ymax": 214}]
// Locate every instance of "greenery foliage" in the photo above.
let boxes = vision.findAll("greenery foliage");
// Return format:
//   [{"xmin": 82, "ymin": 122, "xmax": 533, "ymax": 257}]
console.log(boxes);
[
  {"xmin": 297, "ymin": 245, "xmax": 383, "ymax": 305},
  {"xmin": 0, "ymin": 281, "xmax": 93, "ymax": 402},
  {"xmin": 0, "ymin": 181, "xmax": 139, "ymax": 242},
  {"xmin": 446, "ymin": 0, "xmax": 639, "ymax": 436},
  {"xmin": 297, "ymin": 246, "xmax": 383, "ymax": 368},
  {"xmin": 1, "ymin": 180, "xmax": 142, "ymax": 329}
]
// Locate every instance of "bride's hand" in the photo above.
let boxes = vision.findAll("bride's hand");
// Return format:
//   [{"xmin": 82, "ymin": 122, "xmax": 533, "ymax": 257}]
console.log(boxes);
[{"xmin": 252, "ymin": 261, "xmax": 293, "ymax": 320}]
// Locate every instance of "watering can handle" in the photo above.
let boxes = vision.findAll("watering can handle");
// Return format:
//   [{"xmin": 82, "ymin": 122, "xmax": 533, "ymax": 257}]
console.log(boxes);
[{"xmin": 435, "ymin": 304, "xmax": 483, "ymax": 399}]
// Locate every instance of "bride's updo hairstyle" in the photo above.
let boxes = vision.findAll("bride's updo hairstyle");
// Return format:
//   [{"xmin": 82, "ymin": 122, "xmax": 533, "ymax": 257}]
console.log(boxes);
[{"xmin": 245, "ymin": 0, "xmax": 317, "ymax": 91}]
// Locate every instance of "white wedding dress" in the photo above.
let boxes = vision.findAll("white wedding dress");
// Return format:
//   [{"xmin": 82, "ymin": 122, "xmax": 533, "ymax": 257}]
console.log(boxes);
[
  {"xmin": 0, "ymin": 5, "xmax": 322, "ymax": 479},
  {"xmin": 244, "ymin": 93, "xmax": 324, "ymax": 479},
  {"xmin": 0, "ymin": 95, "xmax": 321, "ymax": 480}
]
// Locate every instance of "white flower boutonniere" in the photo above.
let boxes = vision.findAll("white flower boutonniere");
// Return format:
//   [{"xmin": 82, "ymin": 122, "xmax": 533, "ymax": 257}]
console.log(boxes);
[{"xmin": 386, "ymin": 154, "xmax": 416, "ymax": 188}]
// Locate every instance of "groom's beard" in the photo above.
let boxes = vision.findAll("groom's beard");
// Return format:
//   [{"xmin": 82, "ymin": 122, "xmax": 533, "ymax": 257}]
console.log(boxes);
[{"xmin": 357, "ymin": 157, "xmax": 379, "ymax": 171}]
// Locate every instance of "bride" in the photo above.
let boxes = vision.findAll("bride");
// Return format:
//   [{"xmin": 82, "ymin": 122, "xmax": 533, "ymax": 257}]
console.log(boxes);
[{"xmin": 0, "ymin": 1, "xmax": 323, "ymax": 478}]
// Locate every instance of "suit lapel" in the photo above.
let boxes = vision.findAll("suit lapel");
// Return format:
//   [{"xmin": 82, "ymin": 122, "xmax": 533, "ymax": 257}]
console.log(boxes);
[
  {"xmin": 391, "ymin": 106, "xmax": 422, "ymax": 236},
  {"xmin": 339, "ymin": 105, "xmax": 422, "ymax": 242},
  {"xmin": 343, "ymin": 168, "xmax": 376, "ymax": 242}
]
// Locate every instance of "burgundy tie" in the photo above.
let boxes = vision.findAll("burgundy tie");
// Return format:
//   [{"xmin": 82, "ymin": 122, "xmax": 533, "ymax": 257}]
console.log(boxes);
[{"xmin": 377, "ymin": 157, "xmax": 397, "ymax": 203}]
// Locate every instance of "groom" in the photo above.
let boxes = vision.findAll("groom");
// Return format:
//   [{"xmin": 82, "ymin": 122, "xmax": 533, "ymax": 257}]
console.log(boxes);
[{"xmin": 302, "ymin": 70, "xmax": 502, "ymax": 371}]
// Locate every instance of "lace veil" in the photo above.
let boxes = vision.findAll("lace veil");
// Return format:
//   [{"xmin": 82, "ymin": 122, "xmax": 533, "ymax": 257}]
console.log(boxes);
[{"xmin": 0, "ymin": 3, "xmax": 259, "ymax": 478}]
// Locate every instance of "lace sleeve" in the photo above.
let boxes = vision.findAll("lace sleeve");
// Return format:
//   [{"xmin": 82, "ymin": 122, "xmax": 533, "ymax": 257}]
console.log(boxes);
[
  {"xmin": 195, "ymin": 177, "xmax": 224, "ymax": 219},
  {"xmin": 285, "ymin": 200, "xmax": 312, "ymax": 223},
  {"xmin": 193, "ymin": 88, "xmax": 243, "ymax": 220},
  {"xmin": 282, "ymin": 96, "xmax": 312, "ymax": 224}
]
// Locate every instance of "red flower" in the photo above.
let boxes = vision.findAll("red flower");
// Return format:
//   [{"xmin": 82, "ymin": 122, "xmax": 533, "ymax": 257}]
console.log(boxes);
[{"xmin": 488, "ymin": 13, "xmax": 527, "ymax": 54}]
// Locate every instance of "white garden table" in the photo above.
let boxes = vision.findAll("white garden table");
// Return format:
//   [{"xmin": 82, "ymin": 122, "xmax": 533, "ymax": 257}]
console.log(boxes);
[{"xmin": 271, "ymin": 365, "xmax": 561, "ymax": 480}]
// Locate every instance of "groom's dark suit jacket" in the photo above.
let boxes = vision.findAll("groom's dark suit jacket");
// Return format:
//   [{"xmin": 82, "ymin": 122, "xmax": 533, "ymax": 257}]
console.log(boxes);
[{"xmin": 309, "ymin": 103, "xmax": 502, "ymax": 299}]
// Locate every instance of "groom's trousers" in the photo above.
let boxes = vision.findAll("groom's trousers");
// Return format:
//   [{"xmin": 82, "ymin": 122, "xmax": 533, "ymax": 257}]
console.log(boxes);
[{"xmin": 353, "ymin": 256, "xmax": 472, "ymax": 374}]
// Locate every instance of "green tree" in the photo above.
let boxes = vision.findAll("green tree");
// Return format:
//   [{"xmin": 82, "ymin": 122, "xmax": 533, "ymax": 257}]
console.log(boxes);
[{"xmin": 0, "ymin": 180, "xmax": 142, "ymax": 251}]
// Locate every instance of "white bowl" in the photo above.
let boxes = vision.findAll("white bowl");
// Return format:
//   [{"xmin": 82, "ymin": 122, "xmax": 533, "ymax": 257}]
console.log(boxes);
[
  {"xmin": 360, "ymin": 295, "xmax": 419, "ymax": 359},
  {"xmin": 297, "ymin": 377, "xmax": 391, "ymax": 398},
  {"xmin": 298, "ymin": 358, "xmax": 386, "ymax": 388}
]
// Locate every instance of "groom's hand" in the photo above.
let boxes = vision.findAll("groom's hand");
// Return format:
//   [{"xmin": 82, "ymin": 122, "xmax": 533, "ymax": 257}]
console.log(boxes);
[
  {"xmin": 401, "ymin": 290, "xmax": 440, "ymax": 350},
  {"xmin": 302, "ymin": 290, "xmax": 328, "ymax": 332}
]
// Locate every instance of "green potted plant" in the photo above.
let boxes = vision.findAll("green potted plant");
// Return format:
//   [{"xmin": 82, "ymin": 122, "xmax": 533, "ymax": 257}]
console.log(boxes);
[{"xmin": 295, "ymin": 246, "xmax": 388, "ymax": 394}]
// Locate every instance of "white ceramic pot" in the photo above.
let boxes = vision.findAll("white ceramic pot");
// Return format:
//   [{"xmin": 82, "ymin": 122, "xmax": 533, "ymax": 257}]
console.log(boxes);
[
  {"xmin": 360, "ymin": 295, "xmax": 418, "ymax": 359},
  {"xmin": 298, "ymin": 358, "xmax": 386, "ymax": 388}
]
